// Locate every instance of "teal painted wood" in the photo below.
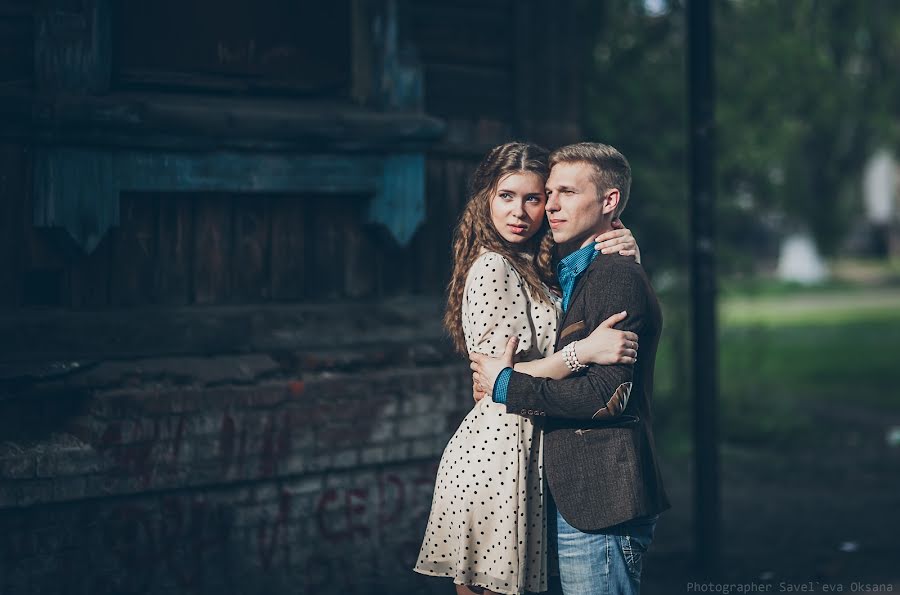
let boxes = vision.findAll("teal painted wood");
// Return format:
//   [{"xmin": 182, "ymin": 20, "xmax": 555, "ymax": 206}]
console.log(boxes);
[
  {"xmin": 33, "ymin": 148, "xmax": 426, "ymax": 253},
  {"xmin": 371, "ymin": 154, "xmax": 425, "ymax": 246},
  {"xmin": 34, "ymin": 149, "xmax": 120, "ymax": 256}
]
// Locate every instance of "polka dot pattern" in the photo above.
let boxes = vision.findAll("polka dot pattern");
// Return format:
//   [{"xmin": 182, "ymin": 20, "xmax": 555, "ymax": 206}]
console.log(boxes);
[{"xmin": 414, "ymin": 251, "xmax": 561, "ymax": 594}]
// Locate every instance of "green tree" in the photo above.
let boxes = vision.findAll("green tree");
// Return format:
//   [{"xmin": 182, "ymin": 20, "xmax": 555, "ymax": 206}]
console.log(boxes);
[
  {"xmin": 716, "ymin": 0, "xmax": 900, "ymax": 256},
  {"xmin": 580, "ymin": 0, "xmax": 900, "ymax": 268}
]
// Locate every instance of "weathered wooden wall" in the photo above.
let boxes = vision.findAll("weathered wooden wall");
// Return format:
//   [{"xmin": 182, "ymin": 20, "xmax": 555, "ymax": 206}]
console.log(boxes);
[
  {"xmin": 0, "ymin": 1, "xmax": 582, "ymax": 593},
  {"xmin": 0, "ymin": 155, "xmax": 476, "ymax": 308},
  {"xmin": 0, "ymin": 1, "xmax": 32, "ymax": 85}
]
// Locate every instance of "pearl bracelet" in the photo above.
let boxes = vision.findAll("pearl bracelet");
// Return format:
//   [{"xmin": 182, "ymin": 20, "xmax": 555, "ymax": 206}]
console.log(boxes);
[{"xmin": 563, "ymin": 341, "xmax": 588, "ymax": 372}]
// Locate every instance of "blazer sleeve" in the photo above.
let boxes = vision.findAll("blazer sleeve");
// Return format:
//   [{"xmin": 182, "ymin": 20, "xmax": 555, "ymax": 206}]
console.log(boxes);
[
  {"xmin": 462, "ymin": 252, "xmax": 536, "ymax": 358},
  {"xmin": 504, "ymin": 262, "xmax": 647, "ymax": 420}
]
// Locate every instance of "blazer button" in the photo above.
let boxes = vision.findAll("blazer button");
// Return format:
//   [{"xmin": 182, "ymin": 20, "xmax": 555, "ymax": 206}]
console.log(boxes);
[
  {"xmin": 527, "ymin": 409, "xmax": 534, "ymax": 415},
  {"xmin": 521, "ymin": 409, "xmax": 527, "ymax": 415}
]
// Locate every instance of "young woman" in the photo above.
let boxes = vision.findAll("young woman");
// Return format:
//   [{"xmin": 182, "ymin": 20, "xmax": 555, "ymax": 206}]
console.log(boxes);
[{"xmin": 413, "ymin": 143, "xmax": 640, "ymax": 595}]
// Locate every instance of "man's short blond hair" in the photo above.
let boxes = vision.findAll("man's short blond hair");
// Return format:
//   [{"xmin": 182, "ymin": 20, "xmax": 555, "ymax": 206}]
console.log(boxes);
[{"xmin": 550, "ymin": 142, "xmax": 632, "ymax": 218}]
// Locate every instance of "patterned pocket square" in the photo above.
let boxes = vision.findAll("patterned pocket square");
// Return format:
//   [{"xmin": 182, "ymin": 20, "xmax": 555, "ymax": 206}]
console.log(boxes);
[
  {"xmin": 559, "ymin": 320, "xmax": 586, "ymax": 340},
  {"xmin": 592, "ymin": 382, "xmax": 632, "ymax": 419}
]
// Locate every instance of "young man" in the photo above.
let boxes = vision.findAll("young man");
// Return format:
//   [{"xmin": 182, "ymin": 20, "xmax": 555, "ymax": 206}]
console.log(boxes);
[{"xmin": 472, "ymin": 142, "xmax": 669, "ymax": 595}]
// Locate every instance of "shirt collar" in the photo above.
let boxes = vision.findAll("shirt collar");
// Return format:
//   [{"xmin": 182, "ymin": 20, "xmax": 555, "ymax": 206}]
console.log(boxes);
[{"xmin": 557, "ymin": 242, "xmax": 599, "ymax": 280}]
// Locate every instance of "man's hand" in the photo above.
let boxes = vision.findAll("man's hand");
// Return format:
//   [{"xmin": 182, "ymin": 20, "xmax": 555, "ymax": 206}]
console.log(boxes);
[{"xmin": 471, "ymin": 337, "xmax": 518, "ymax": 402}]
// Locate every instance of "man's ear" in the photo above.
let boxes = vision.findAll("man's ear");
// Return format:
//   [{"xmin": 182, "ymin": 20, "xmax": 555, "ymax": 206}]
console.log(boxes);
[{"xmin": 601, "ymin": 189, "xmax": 621, "ymax": 215}]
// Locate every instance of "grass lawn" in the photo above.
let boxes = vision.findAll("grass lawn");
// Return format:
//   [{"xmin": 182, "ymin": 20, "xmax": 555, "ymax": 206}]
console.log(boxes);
[{"xmin": 654, "ymin": 285, "xmax": 900, "ymax": 449}]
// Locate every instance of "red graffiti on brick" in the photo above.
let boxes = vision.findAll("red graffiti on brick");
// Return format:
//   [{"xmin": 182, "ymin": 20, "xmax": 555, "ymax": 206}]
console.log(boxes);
[
  {"xmin": 217, "ymin": 411, "xmax": 293, "ymax": 477},
  {"xmin": 314, "ymin": 466, "xmax": 437, "ymax": 543},
  {"xmin": 97, "ymin": 417, "xmax": 187, "ymax": 487},
  {"xmin": 259, "ymin": 412, "xmax": 292, "ymax": 477},
  {"xmin": 95, "ymin": 405, "xmax": 301, "ymax": 486}
]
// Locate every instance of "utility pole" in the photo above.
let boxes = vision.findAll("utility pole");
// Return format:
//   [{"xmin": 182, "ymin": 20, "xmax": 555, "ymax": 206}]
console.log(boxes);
[{"xmin": 687, "ymin": 0, "xmax": 720, "ymax": 574}]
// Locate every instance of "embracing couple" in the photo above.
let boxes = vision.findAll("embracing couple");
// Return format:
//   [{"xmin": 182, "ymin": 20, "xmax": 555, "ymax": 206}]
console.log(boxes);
[{"xmin": 413, "ymin": 142, "xmax": 669, "ymax": 595}]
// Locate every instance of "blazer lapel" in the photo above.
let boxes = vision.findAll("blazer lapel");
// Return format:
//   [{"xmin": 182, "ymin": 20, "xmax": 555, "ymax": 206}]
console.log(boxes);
[
  {"xmin": 566, "ymin": 265, "xmax": 595, "ymax": 318},
  {"xmin": 555, "ymin": 265, "xmax": 596, "ymax": 349}
]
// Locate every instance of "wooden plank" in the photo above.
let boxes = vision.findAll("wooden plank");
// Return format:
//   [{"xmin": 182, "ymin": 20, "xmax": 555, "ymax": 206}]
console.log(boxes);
[
  {"xmin": 0, "ymin": 143, "xmax": 26, "ymax": 308},
  {"xmin": 20, "ymin": 96, "xmax": 443, "ymax": 151},
  {"xmin": 33, "ymin": 149, "xmax": 424, "ymax": 254},
  {"xmin": 0, "ymin": 298, "xmax": 449, "ymax": 363},
  {"xmin": 434, "ymin": 158, "xmax": 471, "ymax": 292},
  {"xmin": 513, "ymin": 0, "xmax": 532, "ymax": 137},
  {"xmin": 408, "ymin": 0, "xmax": 514, "ymax": 68},
  {"xmin": 192, "ymin": 194, "xmax": 232, "ymax": 304},
  {"xmin": 424, "ymin": 63, "xmax": 514, "ymax": 120},
  {"xmin": 410, "ymin": 158, "xmax": 445, "ymax": 294},
  {"xmin": 34, "ymin": 0, "xmax": 110, "ymax": 93},
  {"xmin": 231, "ymin": 195, "xmax": 270, "ymax": 302},
  {"xmin": 375, "ymin": 231, "xmax": 413, "ymax": 298},
  {"xmin": 109, "ymin": 193, "xmax": 158, "ymax": 306},
  {"xmin": 343, "ymin": 196, "xmax": 377, "ymax": 299},
  {"xmin": 22, "ymin": 144, "xmax": 69, "ymax": 308},
  {"xmin": 305, "ymin": 196, "xmax": 346, "ymax": 299},
  {"xmin": 68, "ymin": 232, "xmax": 112, "ymax": 309},
  {"xmin": 0, "ymin": 12, "xmax": 33, "ymax": 83},
  {"xmin": 0, "ymin": 0, "xmax": 36, "ymax": 15},
  {"xmin": 269, "ymin": 196, "xmax": 306, "ymax": 302},
  {"xmin": 154, "ymin": 194, "xmax": 193, "ymax": 305},
  {"xmin": 113, "ymin": 2, "xmax": 350, "ymax": 94}
]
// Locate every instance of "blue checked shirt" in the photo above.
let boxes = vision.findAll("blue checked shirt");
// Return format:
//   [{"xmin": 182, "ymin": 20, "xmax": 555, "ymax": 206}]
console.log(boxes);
[{"xmin": 493, "ymin": 243, "xmax": 600, "ymax": 404}]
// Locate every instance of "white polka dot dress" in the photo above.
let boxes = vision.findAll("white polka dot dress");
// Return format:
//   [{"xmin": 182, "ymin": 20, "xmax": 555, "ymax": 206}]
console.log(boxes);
[{"xmin": 414, "ymin": 251, "xmax": 561, "ymax": 594}]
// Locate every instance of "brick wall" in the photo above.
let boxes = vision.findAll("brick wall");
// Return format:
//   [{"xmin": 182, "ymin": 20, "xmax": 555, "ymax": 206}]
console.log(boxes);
[{"xmin": 0, "ymin": 299, "xmax": 470, "ymax": 595}]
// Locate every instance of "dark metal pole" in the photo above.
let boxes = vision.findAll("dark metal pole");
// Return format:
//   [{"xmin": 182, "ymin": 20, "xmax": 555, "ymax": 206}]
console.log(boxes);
[{"xmin": 687, "ymin": 0, "xmax": 720, "ymax": 574}]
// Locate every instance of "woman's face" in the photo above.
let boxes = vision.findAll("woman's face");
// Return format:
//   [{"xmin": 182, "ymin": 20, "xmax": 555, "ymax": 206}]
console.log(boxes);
[{"xmin": 489, "ymin": 171, "xmax": 547, "ymax": 244}]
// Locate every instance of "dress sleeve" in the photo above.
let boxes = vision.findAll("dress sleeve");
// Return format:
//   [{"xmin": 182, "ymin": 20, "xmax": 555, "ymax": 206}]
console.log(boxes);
[{"xmin": 462, "ymin": 252, "xmax": 535, "ymax": 358}]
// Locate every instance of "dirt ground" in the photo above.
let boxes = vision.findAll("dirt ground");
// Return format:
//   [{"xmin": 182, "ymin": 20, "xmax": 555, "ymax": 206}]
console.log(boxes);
[{"xmin": 638, "ymin": 403, "xmax": 900, "ymax": 595}]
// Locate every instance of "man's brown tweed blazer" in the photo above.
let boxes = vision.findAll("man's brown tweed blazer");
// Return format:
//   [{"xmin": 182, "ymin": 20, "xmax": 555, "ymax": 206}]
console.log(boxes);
[{"xmin": 505, "ymin": 253, "xmax": 670, "ymax": 531}]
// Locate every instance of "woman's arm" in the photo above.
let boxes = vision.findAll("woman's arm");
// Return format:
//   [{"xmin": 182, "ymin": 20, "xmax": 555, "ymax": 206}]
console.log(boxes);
[
  {"xmin": 511, "ymin": 311, "xmax": 638, "ymax": 379},
  {"xmin": 593, "ymin": 219, "xmax": 641, "ymax": 263}
]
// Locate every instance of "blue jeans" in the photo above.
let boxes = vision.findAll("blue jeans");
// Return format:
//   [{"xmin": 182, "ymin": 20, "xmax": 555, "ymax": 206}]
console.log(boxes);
[{"xmin": 556, "ymin": 509, "xmax": 658, "ymax": 595}]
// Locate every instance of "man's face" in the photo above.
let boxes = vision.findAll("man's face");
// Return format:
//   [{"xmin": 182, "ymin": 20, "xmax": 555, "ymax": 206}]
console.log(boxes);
[{"xmin": 545, "ymin": 161, "xmax": 607, "ymax": 248}]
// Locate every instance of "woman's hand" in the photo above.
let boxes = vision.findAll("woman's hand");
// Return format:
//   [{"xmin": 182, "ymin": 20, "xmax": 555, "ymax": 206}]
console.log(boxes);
[
  {"xmin": 593, "ymin": 219, "xmax": 641, "ymax": 263},
  {"xmin": 574, "ymin": 311, "xmax": 638, "ymax": 365}
]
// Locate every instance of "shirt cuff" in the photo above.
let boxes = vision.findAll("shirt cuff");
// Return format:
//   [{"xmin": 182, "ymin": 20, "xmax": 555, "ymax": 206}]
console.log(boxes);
[{"xmin": 492, "ymin": 367, "xmax": 513, "ymax": 404}]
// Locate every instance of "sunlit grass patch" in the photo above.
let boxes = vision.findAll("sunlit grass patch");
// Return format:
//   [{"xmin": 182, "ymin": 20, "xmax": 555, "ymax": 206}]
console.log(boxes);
[{"xmin": 655, "ymin": 285, "xmax": 900, "ymax": 451}]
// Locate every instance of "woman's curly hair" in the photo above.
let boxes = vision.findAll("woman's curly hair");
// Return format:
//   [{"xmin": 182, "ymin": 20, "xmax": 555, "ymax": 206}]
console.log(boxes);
[{"xmin": 444, "ymin": 142, "xmax": 559, "ymax": 355}]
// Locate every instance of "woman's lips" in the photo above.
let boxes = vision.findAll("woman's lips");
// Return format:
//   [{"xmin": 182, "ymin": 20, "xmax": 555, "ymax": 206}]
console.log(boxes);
[{"xmin": 508, "ymin": 224, "xmax": 528, "ymax": 234}]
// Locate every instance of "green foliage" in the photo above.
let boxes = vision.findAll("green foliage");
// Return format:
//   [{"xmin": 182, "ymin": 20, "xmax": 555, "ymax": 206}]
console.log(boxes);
[
  {"xmin": 580, "ymin": 0, "xmax": 900, "ymax": 267},
  {"xmin": 716, "ymin": 0, "xmax": 900, "ymax": 255},
  {"xmin": 579, "ymin": 0, "xmax": 689, "ymax": 274}
]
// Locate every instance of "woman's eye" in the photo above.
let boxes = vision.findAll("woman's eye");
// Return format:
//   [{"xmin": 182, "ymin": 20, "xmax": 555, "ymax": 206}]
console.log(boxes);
[
  {"xmin": 499, "ymin": 192, "xmax": 513, "ymax": 200},
  {"xmin": 526, "ymin": 195, "xmax": 542, "ymax": 203}
]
